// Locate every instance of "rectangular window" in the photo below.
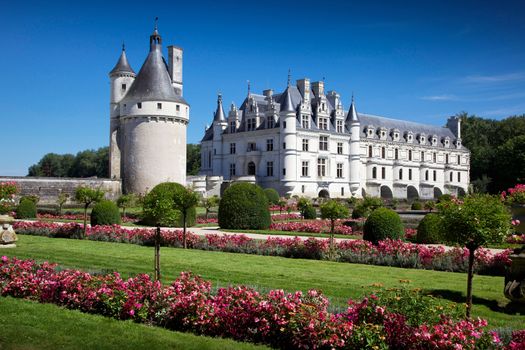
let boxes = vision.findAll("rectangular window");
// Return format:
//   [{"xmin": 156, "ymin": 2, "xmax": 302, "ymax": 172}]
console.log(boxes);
[
  {"xmin": 302, "ymin": 115, "xmax": 309, "ymax": 129},
  {"xmin": 208, "ymin": 151, "xmax": 212, "ymax": 168},
  {"xmin": 137, "ymin": 102, "xmax": 142, "ymax": 109},
  {"xmin": 458, "ymin": 172, "xmax": 461, "ymax": 182},
  {"xmin": 369, "ymin": 145, "xmax": 373, "ymax": 157},
  {"xmin": 433, "ymin": 152, "xmax": 437, "ymax": 163},
  {"xmin": 267, "ymin": 118, "xmax": 274, "ymax": 128},
  {"xmin": 399, "ymin": 169, "xmax": 403, "ymax": 180},
  {"xmin": 282, "ymin": 142, "xmax": 286, "ymax": 149},
  {"xmin": 421, "ymin": 151, "xmax": 425, "ymax": 162},
  {"xmin": 247, "ymin": 142, "xmax": 256, "ymax": 151},
  {"xmin": 266, "ymin": 161, "xmax": 274, "ymax": 177},
  {"xmin": 121, "ymin": 83, "xmax": 126, "ymax": 91},
  {"xmin": 395, "ymin": 149, "xmax": 399, "ymax": 160},
  {"xmin": 381, "ymin": 167, "xmax": 386, "ymax": 179},
  {"xmin": 230, "ymin": 121, "xmax": 236, "ymax": 133},
  {"xmin": 229, "ymin": 163, "xmax": 236, "ymax": 177},
  {"xmin": 319, "ymin": 136, "xmax": 328, "ymax": 151},
  {"xmin": 157, "ymin": 103, "xmax": 162, "ymax": 109},
  {"xmin": 176, "ymin": 104, "xmax": 180, "ymax": 112},
  {"xmin": 337, "ymin": 142, "xmax": 343, "ymax": 155},
  {"xmin": 457, "ymin": 155, "xmax": 461, "ymax": 165},
  {"xmin": 408, "ymin": 150, "xmax": 412, "ymax": 161},
  {"xmin": 446, "ymin": 154, "xmax": 449, "ymax": 164},
  {"xmin": 266, "ymin": 139, "xmax": 274, "ymax": 151},
  {"xmin": 302, "ymin": 161, "xmax": 309, "ymax": 177},
  {"xmin": 247, "ymin": 119, "xmax": 256, "ymax": 131},
  {"xmin": 336, "ymin": 120, "xmax": 343, "ymax": 133},
  {"xmin": 283, "ymin": 121, "xmax": 287, "ymax": 129},
  {"xmin": 230, "ymin": 143, "xmax": 236, "ymax": 154},
  {"xmin": 336, "ymin": 163, "xmax": 343, "ymax": 178},
  {"xmin": 341, "ymin": 187, "xmax": 345, "ymax": 196},
  {"xmin": 372, "ymin": 167, "xmax": 377, "ymax": 179},
  {"xmin": 409, "ymin": 168, "xmax": 412, "ymax": 180},
  {"xmin": 302, "ymin": 139, "xmax": 309, "ymax": 152},
  {"xmin": 319, "ymin": 118, "xmax": 328, "ymax": 130},
  {"xmin": 302, "ymin": 185, "xmax": 305, "ymax": 193},
  {"xmin": 317, "ymin": 158, "xmax": 326, "ymax": 177},
  {"xmin": 283, "ymin": 168, "xmax": 286, "ymax": 176},
  {"xmin": 433, "ymin": 170, "xmax": 437, "ymax": 181}
]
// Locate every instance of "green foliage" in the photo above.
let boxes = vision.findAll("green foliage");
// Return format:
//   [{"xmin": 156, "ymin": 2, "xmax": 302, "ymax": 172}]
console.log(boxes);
[
  {"xmin": 297, "ymin": 197, "xmax": 311, "ymax": 213},
  {"xmin": 90, "ymin": 200, "xmax": 121, "ymax": 226},
  {"xmin": 27, "ymin": 153, "xmax": 75, "ymax": 177},
  {"xmin": 263, "ymin": 188, "xmax": 280, "ymax": 205},
  {"xmin": 363, "ymin": 208, "xmax": 404, "ymax": 244},
  {"xmin": 218, "ymin": 183, "xmax": 271, "ymax": 230},
  {"xmin": 142, "ymin": 182, "xmax": 196, "ymax": 227},
  {"xmin": 320, "ymin": 200, "xmax": 349, "ymax": 222},
  {"xmin": 438, "ymin": 194, "xmax": 511, "ymax": 249},
  {"xmin": 424, "ymin": 200, "xmax": 436, "ymax": 212},
  {"xmin": 186, "ymin": 144, "xmax": 201, "ymax": 176},
  {"xmin": 56, "ymin": 192, "xmax": 69, "ymax": 215},
  {"xmin": 116, "ymin": 194, "xmax": 137, "ymax": 217},
  {"xmin": 437, "ymin": 194, "xmax": 453, "ymax": 203},
  {"xmin": 16, "ymin": 198, "xmax": 37, "ymax": 219},
  {"xmin": 172, "ymin": 187, "xmax": 200, "ymax": 225},
  {"xmin": 352, "ymin": 196, "xmax": 383, "ymax": 219},
  {"xmin": 21, "ymin": 195, "xmax": 40, "ymax": 204},
  {"xmin": 75, "ymin": 187, "xmax": 104, "ymax": 207},
  {"xmin": 411, "ymin": 201, "xmax": 423, "ymax": 210},
  {"xmin": 302, "ymin": 205, "xmax": 317, "ymax": 220},
  {"xmin": 416, "ymin": 213, "xmax": 444, "ymax": 244}
]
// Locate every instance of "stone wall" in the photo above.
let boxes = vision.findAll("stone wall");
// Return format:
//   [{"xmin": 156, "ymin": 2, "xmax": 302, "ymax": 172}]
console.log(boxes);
[{"xmin": 0, "ymin": 176, "xmax": 122, "ymax": 205}]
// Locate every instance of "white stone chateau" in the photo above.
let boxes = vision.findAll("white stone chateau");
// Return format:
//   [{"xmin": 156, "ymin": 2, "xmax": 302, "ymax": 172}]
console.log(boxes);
[
  {"xmin": 109, "ymin": 25, "xmax": 188, "ymax": 194},
  {"xmin": 200, "ymin": 77, "xmax": 470, "ymax": 200}
]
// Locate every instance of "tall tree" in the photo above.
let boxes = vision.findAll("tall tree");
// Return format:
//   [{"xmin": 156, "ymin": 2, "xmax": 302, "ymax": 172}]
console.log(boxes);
[{"xmin": 186, "ymin": 144, "xmax": 201, "ymax": 176}]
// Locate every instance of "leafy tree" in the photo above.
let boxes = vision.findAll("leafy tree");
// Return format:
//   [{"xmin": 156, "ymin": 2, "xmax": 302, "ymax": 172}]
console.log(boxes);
[
  {"xmin": 173, "ymin": 187, "xmax": 200, "ymax": 249},
  {"xmin": 438, "ymin": 194, "xmax": 511, "ymax": 318},
  {"xmin": 74, "ymin": 186, "xmax": 104, "ymax": 237},
  {"xmin": 201, "ymin": 195, "xmax": 219, "ymax": 220},
  {"xmin": 297, "ymin": 197, "xmax": 312, "ymax": 218},
  {"xmin": 277, "ymin": 199, "xmax": 287, "ymax": 215},
  {"xmin": 28, "ymin": 153, "xmax": 75, "ymax": 177},
  {"xmin": 56, "ymin": 192, "xmax": 69, "ymax": 215},
  {"xmin": 320, "ymin": 200, "xmax": 349, "ymax": 260},
  {"xmin": 116, "ymin": 194, "xmax": 137, "ymax": 218},
  {"xmin": 186, "ymin": 144, "xmax": 201, "ymax": 176},
  {"xmin": 492, "ymin": 135, "xmax": 525, "ymax": 192}
]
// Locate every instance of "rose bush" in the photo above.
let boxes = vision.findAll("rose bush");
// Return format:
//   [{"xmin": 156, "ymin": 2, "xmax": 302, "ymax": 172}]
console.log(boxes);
[
  {"xmin": 501, "ymin": 184, "xmax": 525, "ymax": 205},
  {"xmin": 1, "ymin": 256, "xmax": 523, "ymax": 349},
  {"xmin": 13, "ymin": 221, "xmax": 511, "ymax": 276}
]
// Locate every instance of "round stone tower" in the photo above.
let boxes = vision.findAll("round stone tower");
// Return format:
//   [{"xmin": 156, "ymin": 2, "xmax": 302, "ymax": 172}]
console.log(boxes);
[{"xmin": 109, "ymin": 24, "xmax": 189, "ymax": 194}]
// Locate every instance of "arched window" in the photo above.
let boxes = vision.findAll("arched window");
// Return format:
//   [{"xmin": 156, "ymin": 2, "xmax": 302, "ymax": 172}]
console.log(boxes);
[
  {"xmin": 247, "ymin": 162, "xmax": 256, "ymax": 175},
  {"xmin": 381, "ymin": 147, "xmax": 386, "ymax": 159},
  {"xmin": 372, "ymin": 167, "xmax": 377, "ymax": 179}
]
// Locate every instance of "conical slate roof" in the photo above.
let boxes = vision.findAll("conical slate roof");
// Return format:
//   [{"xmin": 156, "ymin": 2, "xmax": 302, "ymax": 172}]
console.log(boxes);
[
  {"xmin": 345, "ymin": 97, "xmax": 359, "ymax": 123},
  {"xmin": 214, "ymin": 94, "xmax": 226, "ymax": 122},
  {"xmin": 109, "ymin": 49, "xmax": 135, "ymax": 75},
  {"xmin": 280, "ymin": 86, "xmax": 295, "ymax": 113}
]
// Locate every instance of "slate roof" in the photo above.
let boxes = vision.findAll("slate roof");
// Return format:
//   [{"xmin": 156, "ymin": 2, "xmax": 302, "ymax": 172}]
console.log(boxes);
[{"xmin": 109, "ymin": 49, "xmax": 135, "ymax": 76}]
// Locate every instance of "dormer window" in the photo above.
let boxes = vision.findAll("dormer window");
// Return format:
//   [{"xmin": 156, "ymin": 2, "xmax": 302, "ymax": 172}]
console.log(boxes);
[
  {"xmin": 378, "ymin": 127, "xmax": 388, "ymax": 140},
  {"xmin": 302, "ymin": 115, "xmax": 309, "ymax": 129},
  {"xmin": 230, "ymin": 121, "xmax": 236, "ymax": 133},
  {"xmin": 418, "ymin": 133, "xmax": 426, "ymax": 145},
  {"xmin": 432, "ymin": 136, "xmax": 438, "ymax": 146},
  {"xmin": 366, "ymin": 125, "xmax": 375, "ymax": 138},
  {"xmin": 405, "ymin": 131, "xmax": 414, "ymax": 143},
  {"xmin": 267, "ymin": 117, "xmax": 274, "ymax": 129}
]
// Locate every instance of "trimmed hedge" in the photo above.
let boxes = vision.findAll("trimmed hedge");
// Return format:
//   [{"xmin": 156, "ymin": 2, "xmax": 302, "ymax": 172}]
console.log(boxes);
[
  {"xmin": 141, "ymin": 182, "xmax": 196, "ymax": 228},
  {"xmin": 302, "ymin": 205, "xmax": 317, "ymax": 220},
  {"xmin": 263, "ymin": 188, "xmax": 280, "ymax": 205},
  {"xmin": 363, "ymin": 208, "xmax": 404, "ymax": 244},
  {"xmin": 90, "ymin": 200, "xmax": 121, "ymax": 226},
  {"xmin": 416, "ymin": 213, "xmax": 444, "ymax": 244},
  {"xmin": 218, "ymin": 183, "xmax": 271, "ymax": 230},
  {"xmin": 16, "ymin": 198, "xmax": 37, "ymax": 219}
]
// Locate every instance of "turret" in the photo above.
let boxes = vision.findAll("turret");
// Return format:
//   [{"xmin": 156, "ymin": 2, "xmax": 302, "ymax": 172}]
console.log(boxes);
[
  {"xmin": 279, "ymin": 72, "xmax": 297, "ymax": 195},
  {"xmin": 347, "ymin": 95, "xmax": 361, "ymax": 196},
  {"xmin": 212, "ymin": 94, "xmax": 227, "ymax": 175}
]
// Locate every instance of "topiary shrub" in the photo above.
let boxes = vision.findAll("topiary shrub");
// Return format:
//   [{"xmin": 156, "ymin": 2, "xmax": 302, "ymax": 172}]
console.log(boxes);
[
  {"xmin": 416, "ymin": 213, "xmax": 444, "ymax": 244},
  {"xmin": 351, "ymin": 204, "xmax": 368, "ymax": 219},
  {"xmin": 302, "ymin": 205, "xmax": 317, "ymax": 219},
  {"xmin": 142, "ymin": 182, "xmax": 196, "ymax": 227},
  {"xmin": 218, "ymin": 183, "xmax": 271, "ymax": 230},
  {"xmin": 363, "ymin": 208, "xmax": 404, "ymax": 244},
  {"xmin": 90, "ymin": 200, "xmax": 121, "ymax": 226},
  {"xmin": 16, "ymin": 198, "xmax": 37, "ymax": 219},
  {"xmin": 263, "ymin": 188, "xmax": 280, "ymax": 205},
  {"xmin": 411, "ymin": 201, "xmax": 423, "ymax": 210}
]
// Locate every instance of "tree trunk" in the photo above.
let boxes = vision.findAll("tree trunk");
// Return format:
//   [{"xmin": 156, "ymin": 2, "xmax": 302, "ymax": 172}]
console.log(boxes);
[
  {"xmin": 329, "ymin": 219, "xmax": 335, "ymax": 260},
  {"xmin": 154, "ymin": 225, "xmax": 161, "ymax": 281},
  {"xmin": 83, "ymin": 204, "xmax": 88, "ymax": 238},
  {"xmin": 466, "ymin": 245, "xmax": 476, "ymax": 319},
  {"xmin": 183, "ymin": 212, "xmax": 187, "ymax": 249},
  {"xmin": 123, "ymin": 207, "xmax": 126, "ymax": 219},
  {"xmin": 205, "ymin": 208, "xmax": 209, "ymax": 220}
]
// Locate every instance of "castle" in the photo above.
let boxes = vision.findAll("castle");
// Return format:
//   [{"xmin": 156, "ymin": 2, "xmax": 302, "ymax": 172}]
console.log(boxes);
[
  {"xmin": 109, "ymin": 24, "xmax": 189, "ymax": 194},
  {"xmin": 200, "ymin": 77, "xmax": 470, "ymax": 200}
]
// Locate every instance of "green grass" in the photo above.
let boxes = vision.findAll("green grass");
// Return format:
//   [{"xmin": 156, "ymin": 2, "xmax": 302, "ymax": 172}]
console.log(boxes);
[
  {"xmin": 0, "ymin": 297, "xmax": 267, "ymax": 350},
  {"xmin": 3, "ymin": 235, "xmax": 525, "ymax": 329},
  {"xmin": 223, "ymin": 228, "xmax": 361, "ymax": 240}
]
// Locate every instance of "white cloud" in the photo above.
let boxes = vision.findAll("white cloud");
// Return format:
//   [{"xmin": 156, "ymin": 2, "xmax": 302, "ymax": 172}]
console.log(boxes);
[
  {"xmin": 420, "ymin": 94, "xmax": 458, "ymax": 101},
  {"xmin": 462, "ymin": 72, "xmax": 525, "ymax": 84}
]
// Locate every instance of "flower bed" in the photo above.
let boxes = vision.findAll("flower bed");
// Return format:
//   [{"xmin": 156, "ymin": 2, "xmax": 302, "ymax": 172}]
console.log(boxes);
[
  {"xmin": 1, "ymin": 256, "xmax": 523, "ymax": 349},
  {"xmin": 270, "ymin": 220, "xmax": 354, "ymax": 235},
  {"xmin": 506, "ymin": 234, "xmax": 525, "ymax": 244},
  {"xmin": 36, "ymin": 213, "xmax": 137, "ymax": 223},
  {"xmin": 270, "ymin": 213, "xmax": 302, "ymax": 221},
  {"xmin": 12, "ymin": 221, "xmax": 511, "ymax": 276},
  {"xmin": 196, "ymin": 218, "xmax": 218, "ymax": 224},
  {"xmin": 269, "ymin": 204, "xmax": 297, "ymax": 212}
]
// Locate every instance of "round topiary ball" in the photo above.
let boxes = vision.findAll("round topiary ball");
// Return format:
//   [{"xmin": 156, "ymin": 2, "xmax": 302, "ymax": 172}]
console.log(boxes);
[
  {"xmin": 263, "ymin": 188, "xmax": 280, "ymax": 205},
  {"xmin": 363, "ymin": 208, "xmax": 404, "ymax": 244},
  {"xmin": 90, "ymin": 200, "xmax": 121, "ymax": 226},
  {"xmin": 302, "ymin": 205, "xmax": 317, "ymax": 219},
  {"xmin": 16, "ymin": 197, "xmax": 37, "ymax": 219},
  {"xmin": 411, "ymin": 201, "xmax": 423, "ymax": 210},
  {"xmin": 218, "ymin": 183, "xmax": 271, "ymax": 229},
  {"xmin": 142, "ymin": 182, "xmax": 196, "ymax": 227},
  {"xmin": 416, "ymin": 213, "xmax": 444, "ymax": 244}
]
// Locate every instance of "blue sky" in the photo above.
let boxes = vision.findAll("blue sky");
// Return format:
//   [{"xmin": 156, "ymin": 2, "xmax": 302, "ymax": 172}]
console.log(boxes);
[{"xmin": 1, "ymin": 0, "xmax": 524, "ymax": 175}]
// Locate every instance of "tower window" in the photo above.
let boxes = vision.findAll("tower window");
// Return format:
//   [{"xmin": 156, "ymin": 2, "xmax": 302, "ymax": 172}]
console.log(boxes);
[
  {"xmin": 433, "ymin": 152, "xmax": 437, "ymax": 163},
  {"xmin": 283, "ymin": 121, "xmax": 287, "ymax": 129},
  {"xmin": 121, "ymin": 83, "xmax": 126, "ymax": 91},
  {"xmin": 457, "ymin": 155, "xmax": 461, "ymax": 164},
  {"xmin": 421, "ymin": 151, "xmax": 425, "ymax": 162},
  {"xmin": 137, "ymin": 102, "xmax": 142, "ymax": 109},
  {"xmin": 399, "ymin": 169, "xmax": 403, "ymax": 180},
  {"xmin": 425, "ymin": 170, "xmax": 429, "ymax": 181},
  {"xmin": 176, "ymin": 104, "xmax": 180, "ymax": 112},
  {"xmin": 433, "ymin": 170, "xmax": 437, "ymax": 181},
  {"xmin": 157, "ymin": 103, "xmax": 162, "ymax": 109},
  {"xmin": 446, "ymin": 154, "xmax": 449, "ymax": 164}
]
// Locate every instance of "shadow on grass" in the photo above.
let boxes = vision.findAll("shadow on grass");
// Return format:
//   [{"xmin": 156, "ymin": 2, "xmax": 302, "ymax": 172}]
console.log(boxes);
[{"xmin": 427, "ymin": 289, "xmax": 525, "ymax": 315}]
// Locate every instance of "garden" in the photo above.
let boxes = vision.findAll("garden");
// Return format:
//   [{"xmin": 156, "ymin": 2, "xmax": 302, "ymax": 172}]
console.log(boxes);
[{"xmin": 2, "ymin": 181, "xmax": 525, "ymax": 349}]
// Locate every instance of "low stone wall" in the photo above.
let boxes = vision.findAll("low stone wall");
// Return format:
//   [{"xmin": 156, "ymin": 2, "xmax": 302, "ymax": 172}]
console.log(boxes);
[{"xmin": 0, "ymin": 176, "xmax": 122, "ymax": 205}]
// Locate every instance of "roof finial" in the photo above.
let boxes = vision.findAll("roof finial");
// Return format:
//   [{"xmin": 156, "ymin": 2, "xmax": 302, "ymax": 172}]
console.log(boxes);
[
  {"xmin": 352, "ymin": 92, "xmax": 354, "ymax": 103},
  {"xmin": 122, "ymin": 41, "xmax": 125, "ymax": 51},
  {"xmin": 247, "ymin": 80, "xmax": 251, "ymax": 96},
  {"xmin": 154, "ymin": 17, "xmax": 159, "ymax": 31},
  {"xmin": 287, "ymin": 68, "xmax": 291, "ymax": 87}
]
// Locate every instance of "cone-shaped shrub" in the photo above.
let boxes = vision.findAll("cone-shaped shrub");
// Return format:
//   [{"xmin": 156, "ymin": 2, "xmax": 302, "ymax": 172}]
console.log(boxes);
[{"xmin": 219, "ymin": 183, "xmax": 270, "ymax": 229}]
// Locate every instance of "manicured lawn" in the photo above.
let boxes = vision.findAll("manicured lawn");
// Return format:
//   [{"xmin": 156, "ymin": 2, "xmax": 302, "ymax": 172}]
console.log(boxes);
[
  {"xmin": 0, "ymin": 297, "xmax": 267, "ymax": 350},
  {"xmin": 223, "ymin": 228, "xmax": 362, "ymax": 240},
  {"xmin": 3, "ymin": 235, "xmax": 524, "ymax": 329}
]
